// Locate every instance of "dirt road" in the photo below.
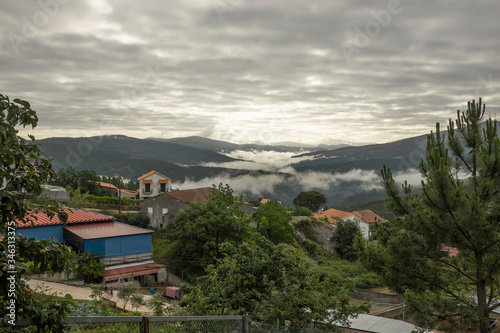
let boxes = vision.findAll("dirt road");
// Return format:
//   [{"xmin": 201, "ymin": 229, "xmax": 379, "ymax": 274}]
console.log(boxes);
[{"xmin": 27, "ymin": 278, "xmax": 156, "ymax": 314}]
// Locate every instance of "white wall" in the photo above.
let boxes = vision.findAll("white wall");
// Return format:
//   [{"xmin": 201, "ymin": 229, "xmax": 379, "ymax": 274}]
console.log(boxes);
[{"xmin": 139, "ymin": 173, "xmax": 171, "ymax": 199}]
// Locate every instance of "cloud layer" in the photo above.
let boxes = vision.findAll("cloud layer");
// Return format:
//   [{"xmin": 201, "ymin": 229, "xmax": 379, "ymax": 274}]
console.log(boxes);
[{"xmin": 2, "ymin": 0, "xmax": 500, "ymax": 145}]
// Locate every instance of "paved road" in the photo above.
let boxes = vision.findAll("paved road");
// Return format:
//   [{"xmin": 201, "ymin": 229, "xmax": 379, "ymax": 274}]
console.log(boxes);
[{"xmin": 27, "ymin": 279, "xmax": 157, "ymax": 314}]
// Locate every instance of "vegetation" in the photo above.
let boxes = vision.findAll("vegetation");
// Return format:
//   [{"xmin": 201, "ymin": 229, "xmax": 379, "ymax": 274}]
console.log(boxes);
[
  {"xmin": 330, "ymin": 220, "xmax": 361, "ymax": 261},
  {"xmin": 293, "ymin": 191, "xmax": 327, "ymax": 212},
  {"xmin": 49, "ymin": 166, "xmax": 102, "ymax": 195},
  {"xmin": 292, "ymin": 206, "xmax": 313, "ymax": 216},
  {"xmin": 294, "ymin": 217, "xmax": 321, "ymax": 243},
  {"xmin": 117, "ymin": 212, "xmax": 149, "ymax": 228},
  {"xmin": 116, "ymin": 281, "xmax": 143, "ymax": 310},
  {"xmin": 0, "ymin": 94, "xmax": 74, "ymax": 327},
  {"xmin": 182, "ymin": 236, "xmax": 369, "ymax": 329},
  {"xmin": 359, "ymin": 99, "xmax": 500, "ymax": 333},
  {"xmin": 163, "ymin": 184, "xmax": 251, "ymax": 279},
  {"xmin": 77, "ymin": 252, "xmax": 105, "ymax": 283},
  {"xmin": 254, "ymin": 200, "xmax": 295, "ymax": 244}
]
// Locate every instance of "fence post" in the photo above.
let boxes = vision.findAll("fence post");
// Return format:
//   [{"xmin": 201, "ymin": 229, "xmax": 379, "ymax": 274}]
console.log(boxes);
[
  {"xmin": 243, "ymin": 314, "xmax": 250, "ymax": 333},
  {"xmin": 140, "ymin": 316, "xmax": 149, "ymax": 333}
]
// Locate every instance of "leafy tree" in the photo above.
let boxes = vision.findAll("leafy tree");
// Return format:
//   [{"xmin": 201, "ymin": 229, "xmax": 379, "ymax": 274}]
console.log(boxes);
[
  {"xmin": 358, "ymin": 99, "xmax": 500, "ymax": 333},
  {"xmin": 148, "ymin": 292, "xmax": 167, "ymax": 316},
  {"xmin": 50, "ymin": 167, "xmax": 102, "ymax": 195},
  {"xmin": 117, "ymin": 281, "xmax": 143, "ymax": 310},
  {"xmin": 164, "ymin": 184, "xmax": 250, "ymax": 278},
  {"xmin": 293, "ymin": 191, "xmax": 327, "ymax": 212},
  {"xmin": 254, "ymin": 200, "xmax": 295, "ymax": 244},
  {"xmin": 77, "ymin": 252, "xmax": 105, "ymax": 283},
  {"xmin": 0, "ymin": 94, "xmax": 74, "ymax": 327},
  {"xmin": 330, "ymin": 220, "xmax": 361, "ymax": 261},
  {"xmin": 292, "ymin": 206, "xmax": 313, "ymax": 216},
  {"xmin": 182, "ymin": 237, "xmax": 369, "ymax": 329}
]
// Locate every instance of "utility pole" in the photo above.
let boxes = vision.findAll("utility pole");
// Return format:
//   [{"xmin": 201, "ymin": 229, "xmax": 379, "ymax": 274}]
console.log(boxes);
[{"xmin": 118, "ymin": 175, "xmax": 122, "ymax": 216}]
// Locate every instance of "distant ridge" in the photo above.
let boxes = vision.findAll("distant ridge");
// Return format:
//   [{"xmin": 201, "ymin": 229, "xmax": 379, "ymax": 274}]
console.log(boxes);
[{"xmin": 147, "ymin": 136, "xmax": 349, "ymax": 153}]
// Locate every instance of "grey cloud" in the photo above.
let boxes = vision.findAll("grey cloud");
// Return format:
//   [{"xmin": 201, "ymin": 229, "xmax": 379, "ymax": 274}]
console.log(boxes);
[{"xmin": 2, "ymin": 0, "xmax": 500, "ymax": 144}]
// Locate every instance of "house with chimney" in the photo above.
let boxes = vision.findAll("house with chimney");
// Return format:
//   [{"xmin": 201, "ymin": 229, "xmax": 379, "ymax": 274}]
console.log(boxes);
[{"xmin": 137, "ymin": 170, "xmax": 172, "ymax": 200}]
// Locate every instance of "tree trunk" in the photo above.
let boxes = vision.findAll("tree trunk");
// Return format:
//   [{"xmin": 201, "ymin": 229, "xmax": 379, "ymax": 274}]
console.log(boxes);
[{"xmin": 476, "ymin": 254, "xmax": 491, "ymax": 333}]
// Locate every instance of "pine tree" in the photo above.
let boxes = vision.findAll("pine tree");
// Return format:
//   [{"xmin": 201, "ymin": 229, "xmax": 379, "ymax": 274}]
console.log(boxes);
[{"xmin": 359, "ymin": 99, "xmax": 500, "ymax": 332}]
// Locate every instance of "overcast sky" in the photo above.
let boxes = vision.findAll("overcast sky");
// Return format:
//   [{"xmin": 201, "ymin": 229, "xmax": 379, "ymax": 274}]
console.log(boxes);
[{"xmin": 2, "ymin": 0, "xmax": 500, "ymax": 145}]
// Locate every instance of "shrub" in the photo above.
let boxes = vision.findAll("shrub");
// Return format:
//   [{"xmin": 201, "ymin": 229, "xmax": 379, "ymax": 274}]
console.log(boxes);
[{"xmin": 292, "ymin": 206, "xmax": 313, "ymax": 216}]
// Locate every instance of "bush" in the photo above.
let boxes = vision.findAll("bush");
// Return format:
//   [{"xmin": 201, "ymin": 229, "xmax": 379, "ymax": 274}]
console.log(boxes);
[
  {"xmin": 292, "ymin": 206, "xmax": 313, "ymax": 216},
  {"xmin": 299, "ymin": 239, "xmax": 319, "ymax": 258},
  {"xmin": 77, "ymin": 252, "xmax": 105, "ymax": 283},
  {"xmin": 294, "ymin": 218, "xmax": 320, "ymax": 243}
]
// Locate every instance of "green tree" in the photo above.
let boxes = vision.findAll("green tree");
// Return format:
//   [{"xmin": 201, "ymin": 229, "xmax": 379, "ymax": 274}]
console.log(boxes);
[
  {"xmin": 330, "ymin": 220, "xmax": 361, "ymax": 261},
  {"xmin": 254, "ymin": 200, "xmax": 295, "ymax": 244},
  {"xmin": 77, "ymin": 252, "xmax": 105, "ymax": 283},
  {"xmin": 359, "ymin": 99, "xmax": 500, "ymax": 333},
  {"xmin": 117, "ymin": 281, "xmax": 143, "ymax": 310},
  {"xmin": 164, "ymin": 184, "xmax": 250, "ymax": 278},
  {"xmin": 50, "ymin": 167, "xmax": 102, "ymax": 195},
  {"xmin": 0, "ymin": 94, "xmax": 74, "ymax": 327},
  {"xmin": 293, "ymin": 191, "xmax": 327, "ymax": 212},
  {"xmin": 292, "ymin": 206, "xmax": 313, "ymax": 216},
  {"xmin": 182, "ymin": 237, "xmax": 369, "ymax": 329}
]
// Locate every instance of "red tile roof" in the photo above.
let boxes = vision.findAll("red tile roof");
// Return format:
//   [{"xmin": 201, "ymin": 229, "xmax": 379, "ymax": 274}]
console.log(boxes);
[
  {"xmin": 137, "ymin": 170, "xmax": 171, "ymax": 181},
  {"xmin": 99, "ymin": 182, "xmax": 118, "ymax": 190},
  {"xmin": 314, "ymin": 208, "xmax": 353, "ymax": 223},
  {"xmin": 119, "ymin": 189, "xmax": 138, "ymax": 196},
  {"xmin": 352, "ymin": 210, "xmax": 386, "ymax": 224},
  {"xmin": 64, "ymin": 222, "xmax": 152, "ymax": 240},
  {"xmin": 16, "ymin": 209, "xmax": 114, "ymax": 228},
  {"xmin": 261, "ymin": 198, "xmax": 281, "ymax": 205},
  {"xmin": 166, "ymin": 187, "xmax": 212, "ymax": 204},
  {"xmin": 442, "ymin": 244, "xmax": 459, "ymax": 257}
]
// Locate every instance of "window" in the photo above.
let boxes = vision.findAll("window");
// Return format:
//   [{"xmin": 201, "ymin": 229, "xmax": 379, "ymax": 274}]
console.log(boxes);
[
  {"xmin": 160, "ymin": 183, "xmax": 166, "ymax": 192},
  {"xmin": 145, "ymin": 183, "xmax": 151, "ymax": 193},
  {"xmin": 148, "ymin": 207, "xmax": 153, "ymax": 214},
  {"xmin": 162, "ymin": 208, "xmax": 168, "ymax": 215}
]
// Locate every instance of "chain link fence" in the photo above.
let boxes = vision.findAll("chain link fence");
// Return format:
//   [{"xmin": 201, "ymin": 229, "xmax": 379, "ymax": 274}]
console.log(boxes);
[{"xmin": 0, "ymin": 315, "xmax": 248, "ymax": 333}]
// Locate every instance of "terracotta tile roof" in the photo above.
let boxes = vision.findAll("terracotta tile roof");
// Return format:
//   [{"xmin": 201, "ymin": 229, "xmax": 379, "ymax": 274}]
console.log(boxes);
[
  {"xmin": 64, "ymin": 222, "xmax": 152, "ymax": 239},
  {"xmin": 99, "ymin": 182, "xmax": 118, "ymax": 190},
  {"xmin": 260, "ymin": 198, "xmax": 281, "ymax": 205},
  {"xmin": 119, "ymin": 189, "xmax": 138, "ymax": 196},
  {"xmin": 314, "ymin": 208, "xmax": 354, "ymax": 223},
  {"xmin": 137, "ymin": 170, "xmax": 172, "ymax": 181},
  {"xmin": 352, "ymin": 210, "xmax": 386, "ymax": 224},
  {"xmin": 16, "ymin": 209, "xmax": 114, "ymax": 228},
  {"xmin": 166, "ymin": 187, "xmax": 212, "ymax": 204},
  {"xmin": 442, "ymin": 244, "xmax": 459, "ymax": 257}
]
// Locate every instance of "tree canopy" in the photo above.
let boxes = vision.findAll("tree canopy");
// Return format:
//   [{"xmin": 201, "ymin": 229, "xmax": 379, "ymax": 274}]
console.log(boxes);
[
  {"xmin": 293, "ymin": 191, "xmax": 327, "ymax": 212},
  {"xmin": 182, "ymin": 236, "xmax": 369, "ymax": 329},
  {"xmin": 1, "ymin": 94, "xmax": 74, "ymax": 326},
  {"xmin": 254, "ymin": 200, "xmax": 295, "ymax": 244},
  {"xmin": 164, "ymin": 184, "xmax": 250, "ymax": 279},
  {"xmin": 359, "ymin": 99, "xmax": 500, "ymax": 333},
  {"xmin": 330, "ymin": 220, "xmax": 361, "ymax": 261}
]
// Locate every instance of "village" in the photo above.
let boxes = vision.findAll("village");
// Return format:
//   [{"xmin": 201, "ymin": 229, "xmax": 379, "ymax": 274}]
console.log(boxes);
[{"xmin": 4, "ymin": 166, "xmax": 441, "ymax": 333}]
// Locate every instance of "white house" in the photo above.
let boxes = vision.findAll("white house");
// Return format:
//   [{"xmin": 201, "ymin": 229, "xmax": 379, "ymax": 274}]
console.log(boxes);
[
  {"xmin": 137, "ymin": 170, "xmax": 172, "ymax": 200},
  {"xmin": 314, "ymin": 208, "xmax": 384, "ymax": 239}
]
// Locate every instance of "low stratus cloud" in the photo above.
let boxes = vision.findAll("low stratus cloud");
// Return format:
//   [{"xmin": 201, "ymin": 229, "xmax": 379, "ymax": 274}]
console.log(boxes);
[
  {"xmin": 175, "ymin": 150, "xmax": 427, "ymax": 201},
  {"xmin": 202, "ymin": 150, "xmax": 314, "ymax": 171}
]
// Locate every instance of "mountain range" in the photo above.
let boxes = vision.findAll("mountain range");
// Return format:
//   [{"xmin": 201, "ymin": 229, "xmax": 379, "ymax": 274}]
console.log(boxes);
[{"xmin": 37, "ymin": 133, "xmax": 430, "ymax": 207}]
